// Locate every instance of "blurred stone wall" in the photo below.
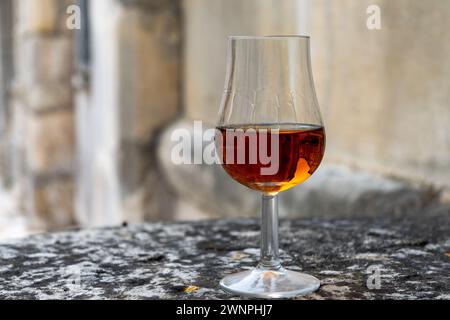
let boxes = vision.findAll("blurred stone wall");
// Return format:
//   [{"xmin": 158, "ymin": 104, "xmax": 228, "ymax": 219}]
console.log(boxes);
[
  {"xmin": 0, "ymin": 0, "xmax": 448, "ymax": 233},
  {"xmin": 10, "ymin": 0, "xmax": 77, "ymax": 229}
]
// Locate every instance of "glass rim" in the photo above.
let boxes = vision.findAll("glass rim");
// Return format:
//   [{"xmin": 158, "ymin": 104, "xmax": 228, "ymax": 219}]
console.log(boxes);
[{"xmin": 228, "ymin": 35, "xmax": 310, "ymax": 40}]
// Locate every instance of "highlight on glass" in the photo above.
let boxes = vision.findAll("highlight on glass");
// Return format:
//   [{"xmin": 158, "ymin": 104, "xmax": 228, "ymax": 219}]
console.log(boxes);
[{"xmin": 215, "ymin": 36, "xmax": 326, "ymax": 298}]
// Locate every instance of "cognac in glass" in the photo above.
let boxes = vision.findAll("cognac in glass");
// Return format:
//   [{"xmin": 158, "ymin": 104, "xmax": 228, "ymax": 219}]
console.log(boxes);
[{"xmin": 216, "ymin": 36, "xmax": 326, "ymax": 298}]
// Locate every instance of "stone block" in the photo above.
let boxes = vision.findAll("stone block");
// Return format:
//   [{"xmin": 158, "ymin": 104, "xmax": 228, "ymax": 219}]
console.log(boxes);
[
  {"xmin": 21, "ymin": 36, "xmax": 73, "ymax": 85},
  {"xmin": 17, "ymin": 0, "xmax": 59, "ymax": 35},
  {"xmin": 26, "ymin": 110, "xmax": 75, "ymax": 174},
  {"xmin": 28, "ymin": 83, "xmax": 72, "ymax": 112},
  {"xmin": 32, "ymin": 179, "xmax": 75, "ymax": 229}
]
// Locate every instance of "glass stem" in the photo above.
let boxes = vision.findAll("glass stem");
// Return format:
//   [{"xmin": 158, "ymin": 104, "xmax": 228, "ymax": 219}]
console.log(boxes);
[{"xmin": 259, "ymin": 194, "xmax": 282, "ymax": 270}]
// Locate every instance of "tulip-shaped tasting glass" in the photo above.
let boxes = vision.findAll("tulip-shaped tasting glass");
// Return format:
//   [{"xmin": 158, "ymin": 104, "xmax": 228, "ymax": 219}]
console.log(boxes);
[{"xmin": 215, "ymin": 36, "xmax": 326, "ymax": 298}]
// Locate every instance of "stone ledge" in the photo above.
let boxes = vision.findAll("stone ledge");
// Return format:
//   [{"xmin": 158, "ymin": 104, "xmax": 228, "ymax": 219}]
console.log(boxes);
[{"xmin": 0, "ymin": 216, "xmax": 448, "ymax": 299}]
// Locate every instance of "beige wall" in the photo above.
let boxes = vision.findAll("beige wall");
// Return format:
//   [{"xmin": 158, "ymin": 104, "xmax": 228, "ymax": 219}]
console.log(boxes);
[{"xmin": 310, "ymin": 0, "xmax": 450, "ymax": 191}]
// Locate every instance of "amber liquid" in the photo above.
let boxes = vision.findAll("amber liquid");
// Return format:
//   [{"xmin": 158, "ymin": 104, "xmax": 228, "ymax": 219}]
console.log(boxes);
[{"xmin": 217, "ymin": 124, "xmax": 325, "ymax": 194}]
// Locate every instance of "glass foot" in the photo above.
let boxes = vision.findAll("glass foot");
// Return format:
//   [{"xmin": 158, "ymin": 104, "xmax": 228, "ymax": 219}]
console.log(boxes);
[{"xmin": 220, "ymin": 267, "xmax": 320, "ymax": 299}]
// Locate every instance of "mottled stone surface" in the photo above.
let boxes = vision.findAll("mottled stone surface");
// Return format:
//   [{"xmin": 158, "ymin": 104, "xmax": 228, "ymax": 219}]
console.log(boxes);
[{"xmin": 0, "ymin": 217, "xmax": 448, "ymax": 300}]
